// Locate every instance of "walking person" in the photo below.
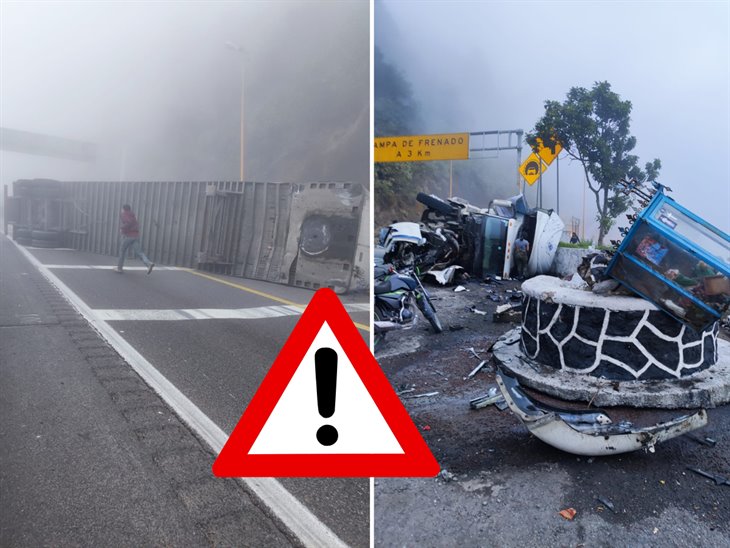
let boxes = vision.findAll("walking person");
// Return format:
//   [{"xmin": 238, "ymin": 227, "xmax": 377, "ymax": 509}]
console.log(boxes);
[
  {"xmin": 513, "ymin": 233, "xmax": 530, "ymax": 280},
  {"xmin": 117, "ymin": 204, "xmax": 154, "ymax": 274}
]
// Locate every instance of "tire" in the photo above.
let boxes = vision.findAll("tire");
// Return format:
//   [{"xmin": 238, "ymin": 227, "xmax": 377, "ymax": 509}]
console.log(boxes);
[
  {"xmin": 31, "ymin": 239, "xmax": 61, "ymax": 248},
  {"xmin": 416, "ymin": 192, "xmax": 458, "ymax": 217},
  {"xmin": 31, "ymin": 229, "xmax": 60, "ymax": 242},
  {"xmin": 418, "ymin": 296, "xmax": 444, "ymax": 334},
  {"xmin": 14, "ymin": 227, "xmax": 32, "ymax": 241},
  {"xmin": 373, "ymin": 305, "xmax": 386, "ymax": 350}
]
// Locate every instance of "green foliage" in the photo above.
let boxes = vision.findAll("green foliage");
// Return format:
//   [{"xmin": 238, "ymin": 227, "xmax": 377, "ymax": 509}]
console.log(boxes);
[
  {"xmin": 528, "ymin": 81, "xmax": 661, "ymax": 245},
  {"xmin": 374, "ymin": 48, "xmax": 448, "ymax": 224}
]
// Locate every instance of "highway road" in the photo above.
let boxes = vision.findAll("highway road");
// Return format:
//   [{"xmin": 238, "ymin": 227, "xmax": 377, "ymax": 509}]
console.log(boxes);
[{"xmin": 0, "ymin": 235, "xmax": 370, "ymax": 547}]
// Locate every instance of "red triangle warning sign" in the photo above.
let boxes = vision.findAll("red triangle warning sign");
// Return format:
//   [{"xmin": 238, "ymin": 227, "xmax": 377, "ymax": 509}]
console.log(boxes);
[{"xmin": 213, "ymin": 288, "xmax": 439, "ymax": 477}]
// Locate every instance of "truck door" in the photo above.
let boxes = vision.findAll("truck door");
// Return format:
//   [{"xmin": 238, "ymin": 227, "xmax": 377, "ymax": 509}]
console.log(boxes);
[{"xmin": 482, "ymin": 215, "xmax": 509, "ymax": 276}]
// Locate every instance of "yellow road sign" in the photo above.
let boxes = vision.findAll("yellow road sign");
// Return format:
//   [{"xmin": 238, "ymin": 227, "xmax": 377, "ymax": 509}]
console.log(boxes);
[
  {"xmin": 519, "ymin": 152, "xmax": 547, "ymax": 186},
  {"xmin": 534, "ymin": 137, "xmax": 562, "ymax": 165},
  {"xmin": 374, "ymin": 133, "xmax": 469, "ymax": 163}
]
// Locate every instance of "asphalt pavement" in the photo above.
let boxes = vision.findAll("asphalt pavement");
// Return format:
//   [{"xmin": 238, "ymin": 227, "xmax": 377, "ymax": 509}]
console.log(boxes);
[{"xmin": 0, "ymin": 235, "xmax": 370, "ymax": 547}]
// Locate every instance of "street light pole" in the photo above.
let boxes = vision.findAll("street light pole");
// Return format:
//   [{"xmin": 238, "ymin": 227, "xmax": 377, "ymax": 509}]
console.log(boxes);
[{"xmin": 225, "ymin": 41, "xmax": 245, "ymax": 182}]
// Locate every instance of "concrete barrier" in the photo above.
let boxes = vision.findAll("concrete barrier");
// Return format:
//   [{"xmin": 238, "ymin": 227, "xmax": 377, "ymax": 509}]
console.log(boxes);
[{"xmin": 550, "ymin": 246, "xmax": 594, "ymax": 277}]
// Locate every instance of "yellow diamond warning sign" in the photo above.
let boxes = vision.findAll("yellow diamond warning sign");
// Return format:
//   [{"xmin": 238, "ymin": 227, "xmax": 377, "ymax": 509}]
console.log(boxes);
[
  {"xmin": 374, "ymin": 133, "xmax": 469, "ymax": 163},
  {"xmin": 519, "ymin": 152, "xmax": 547, "ymax": 186},
  {"xmin": 534, "ymin": 137, "xmax": 562, "ymax": 166}
]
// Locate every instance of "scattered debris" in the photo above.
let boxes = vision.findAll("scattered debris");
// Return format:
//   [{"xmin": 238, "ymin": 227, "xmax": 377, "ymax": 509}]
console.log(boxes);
[
  {"xmin": 425, "ymin": 265, "xmax": 464, "ymax": 286},
  {"xmin": 470, "ymin": 306, "xmax": 488, "ymax": 316},
  {"xmin": 596, "ymin": 496, "xmax": 616, "ymax": 513},
  {"xmin": 469, "ymin": 387, "xmax": 506, "ymax": 409},
  {"xmin": 496, "ymin": 369, "xmax": 708, "ymax": 456},
  {"xmin": 494, "ymin": 399, "xmax": 509, "ymax": 411},
  {"xmin": 448, "ymin": 324, "xmax": 464, "ymax": 331},
  {"xmin": 439, "ymin": 469, "xmax": 457, "ymax": 482},
  {"xmin": 505, "ymin": 289, "xmax": 523, "ymax": 302},
  {"xmin": 422, "ymin": 425, "xmax": 431, "ymax": 431},
  {"xmin": 402, "ymin": 391, "xmax": 440, "ymax": 399},
  {"xmin": 493, "ymin": 303, "xmax": 522, "ymax": 323},
  {"xmin": 464, "ymin": 360, "xmax": 487, "ymax": 380},
  {"xmin": 686, "ymin": 434, "xmax": 717, "ymax": 447},
  {"xmin": 577, "ymin": 252, "xmax": 610, "ymax": 288},
  {"xmin": 564, "ymin": 272, "xmax": 588, "ymax": 290},
  {"xmin": 468, "ymin": 347, "xmax": 482, "ymax": 360},
  {"xmin": 592, "ymin": 279, "xmax": 621, "ymax": 295},
  {"xmin": 454, "ymin": 285, "xmax": 467, "ymax": 293},
  {"xmin": 686, "ymin": 467, "xmax": 730, "ymax": 486},
  {"xmin": 558, "ymin": 508, "xmax": 577, "ymax": 520},
  {"xmin": 396, "ymin": 387, "xmax": 415, "ymax": 396}
]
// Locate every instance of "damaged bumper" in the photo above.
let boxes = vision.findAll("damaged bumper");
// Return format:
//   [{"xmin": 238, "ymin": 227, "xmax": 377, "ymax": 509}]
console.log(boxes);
[{"xmin": 496, "ymin": 369, "xmax": 708, "ymax": 456}]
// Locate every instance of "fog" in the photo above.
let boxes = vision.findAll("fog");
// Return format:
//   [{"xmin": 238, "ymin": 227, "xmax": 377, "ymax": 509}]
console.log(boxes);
[
  {"xmin": 1, "ymin": 1, "xmax": 368, "ymax": 188},
  {"xmin": 376, "ymin": 0, "xmax": 729, "ymax": 239}
]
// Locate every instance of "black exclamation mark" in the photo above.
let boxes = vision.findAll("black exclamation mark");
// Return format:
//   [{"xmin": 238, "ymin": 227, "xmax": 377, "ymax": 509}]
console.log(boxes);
[{"xmin": 315, "ymin": 347, "xmax": 338, "ymax": 446}]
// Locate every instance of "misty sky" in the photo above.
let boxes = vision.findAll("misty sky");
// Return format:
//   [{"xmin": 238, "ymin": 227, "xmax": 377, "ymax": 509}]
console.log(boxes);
[
  {"xmin": 376, "ymin": 0, "xmax": 729, "ymax": 239},
  {"xmin": 1, "ymin": 1, "xmax": 368, "ymax": 186}
]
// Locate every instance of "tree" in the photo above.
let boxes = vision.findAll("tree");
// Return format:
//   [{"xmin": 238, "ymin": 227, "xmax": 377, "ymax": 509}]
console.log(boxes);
[
  {"xmin": 528, "ymin": 81, "xmax": 661, "ymax": 245},
  {"xmin": 374, "ymin": 48, "xmax": 449, "ymax": 223}
]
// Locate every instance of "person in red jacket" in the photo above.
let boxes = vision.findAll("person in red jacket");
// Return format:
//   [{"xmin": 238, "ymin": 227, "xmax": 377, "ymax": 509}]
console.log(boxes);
[{"xmin": 116, "ymin": 204, "xmax": 154, "ymax": 274}]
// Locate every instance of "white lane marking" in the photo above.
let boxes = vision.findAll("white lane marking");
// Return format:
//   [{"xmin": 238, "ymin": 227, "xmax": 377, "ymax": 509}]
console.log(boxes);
[
  {"xmin": 95, "ymin": 306, "xmax": 303, "ymax": 321},
  {"xmin": 12, "ymin": 240, "xmax": 349, "ymax": 548},
  {"xmin": 44, "ymin": 265, "xmax": 180, "ymax": 270},
  {"xmin": 24, "ymin": 247, "xmax": 77, "ymax": 251},
  {"xmin": 345, "ymin": 303, "xmax": 370, "ymax": 312},
  {"xmin": 95, "ymin": 304, "xmax": 369, "ymax": 322}
]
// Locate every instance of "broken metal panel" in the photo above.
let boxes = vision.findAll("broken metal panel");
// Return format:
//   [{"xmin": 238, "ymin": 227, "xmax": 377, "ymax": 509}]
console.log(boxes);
[
  {"xmin": 607, "ymin": 188, "xmax": 730, "ymax": 331},
  {"xmin": 496, "ymin": 369, "xmax": 708, "ymax": 456}
]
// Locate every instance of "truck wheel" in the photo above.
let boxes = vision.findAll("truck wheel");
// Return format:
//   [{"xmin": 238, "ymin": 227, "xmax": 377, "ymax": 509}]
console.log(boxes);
[
  {"xmin": 31, "ymin": 230, "xmax": 60, "ymax": 241},
  {"xmin": 416, "ymin": 193, "xmax": 458, "ymax": 217},
  {"xmin": 374, "ymin": 305, "xmax": 386, "ymax": 350}
]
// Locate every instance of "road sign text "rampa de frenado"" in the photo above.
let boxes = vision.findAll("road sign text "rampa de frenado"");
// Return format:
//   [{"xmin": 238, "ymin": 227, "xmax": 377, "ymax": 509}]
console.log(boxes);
[{"xmin": 374, "ymin": 133, "xmax": 469, "ymax": 162}]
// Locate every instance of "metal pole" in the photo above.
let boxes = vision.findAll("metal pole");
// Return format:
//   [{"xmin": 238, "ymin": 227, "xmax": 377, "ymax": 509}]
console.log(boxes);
[
  {"xmin": 449, "ymin": 160, "xmax": 453, "ymax": 198},
  {"xmin": 556, "ymin": 153, "xmax": 560, "ymax": 215},
  {"xmin": 517, "ymin": 132, "xmax": 523, "ymax": 193},
  {"xmin": 226, "ymin": 41, "xmax": 246, "ymax": 182},
  {"xmin": 239, "ymin": 61, "xmax": 245, "ymax": 182},
  {"xmin": 581, "ymin": 174, "xmax": 586, "ymax": 241}
]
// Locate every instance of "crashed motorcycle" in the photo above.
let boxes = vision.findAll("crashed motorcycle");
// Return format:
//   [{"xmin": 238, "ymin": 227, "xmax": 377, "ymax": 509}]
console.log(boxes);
[{"xmin": 373, "ymin": 264, "xmax": 443, "ymax": 349}]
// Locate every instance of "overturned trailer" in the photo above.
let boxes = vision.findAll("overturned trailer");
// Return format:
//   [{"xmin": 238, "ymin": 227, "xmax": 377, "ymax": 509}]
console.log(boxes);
[{"xmin": 4, "ymin": 179, "xmax": 369, "ymax": 293}]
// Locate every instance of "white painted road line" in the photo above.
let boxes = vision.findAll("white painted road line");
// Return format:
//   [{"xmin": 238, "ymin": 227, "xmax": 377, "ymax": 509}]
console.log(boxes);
[
  {"xmin": 95, "ymin": 304, "xmax": 369, "ymax": 322},
  {"xmin": 95, "ymin": 305, "xmax": 303, "ymax": 321},
  {"xmin": 44, "ymin": 265, "xmax": 180, "ymax": 270},
  {"xmin": 13, "ymin": 241, "xmax": 349, "ymax": 548}
]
